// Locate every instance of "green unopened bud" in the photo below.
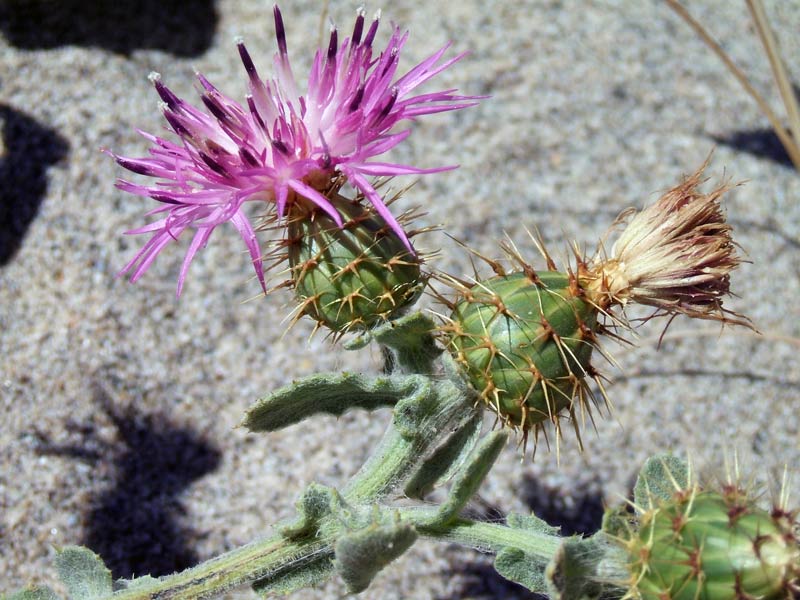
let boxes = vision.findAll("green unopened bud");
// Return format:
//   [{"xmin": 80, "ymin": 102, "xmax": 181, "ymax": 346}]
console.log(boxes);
[
  {"xmin": 624, "ymin": 489, "xmax": 799, "ymax": 600},
  {"xmin": 440, "ymin": 163, "xmax": 751, "ymax": 449},
  {"xmin": 286, "ymin": 192, "xmax": 424, "ymax": 333},
  {"xmin": 442, "ymin": 256, "xmax": 604, "ymax": 444}
]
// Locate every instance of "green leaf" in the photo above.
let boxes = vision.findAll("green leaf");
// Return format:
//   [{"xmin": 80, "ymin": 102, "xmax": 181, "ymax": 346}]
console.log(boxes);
[
  {"xmin": 545, "ymin": 533, "xmax": 628, "ymax": 600},
  {"xmin": 506, "ymin": 512, "xmax": 560, "ymax": 537},
  {"xmin": 494, "ymin": 547, "xmax": 549, "ymax": 594},
  {"xmin": 491, "ymin": 511, "xmax": 559, "ymax": 593},
  {"xmin": 55, "ymin": 546, "xmax": 112, "ymax": 600},
  {"xmin": 428, "ymin": 431, "xmax": 508, "ymax": 527},
  {"xmin": 111, "ymin": 576, "xmax": 158, "ymax": 593},
  {"xmin": 633, "ymin": 454, "xmax": 690, "ymax": 510},
  {"xmin": 243, "ymin": 373, "xmax": 427, "ymax": 432},
  {"xmin": 391, "ymin": 378, "xmax": 463, "ymax": 440},
  {"xmin": 600, "ymin": 507, "xmax": 631, "ymax": 538},
  {"xmin": 251, "ymin": 555, "xmax": 334, "ymax": 597},
  {"xmin": 404, "ymin": 412, "xmax": 483, "ymax": 499},
  {"xmin": 334, "ymin": 522, "xmax": 418, "ymax": 593},
  {"xmin": 5, "ymin": 587, "xmax": 60, "ymax": 600}
]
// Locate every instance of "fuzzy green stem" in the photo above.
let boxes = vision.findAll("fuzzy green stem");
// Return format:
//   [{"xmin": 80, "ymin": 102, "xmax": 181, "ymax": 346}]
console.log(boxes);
[
  {"xmin": 108, "ymin": 509, "xmax": 564, "ymax": 600},
  {"xmin": 343, "ymin": 378, "xmax": 473, "ymax": 503},
  {"xmin": 110, "ymin": 533, "xmax": 329, "ymax": 600},
  {"xmin": 409, "ymin": 510, "xmax": 562, "ymax": 559},
  {"xmin": 108, "ymin": 378, "xmax": 482, "ymax": 599}
]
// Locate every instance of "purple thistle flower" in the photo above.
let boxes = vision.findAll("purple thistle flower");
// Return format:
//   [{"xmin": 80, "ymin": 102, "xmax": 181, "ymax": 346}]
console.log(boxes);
[{"xmin": 110, "ymin": 6, "xmax": 477, "ymax": 296}]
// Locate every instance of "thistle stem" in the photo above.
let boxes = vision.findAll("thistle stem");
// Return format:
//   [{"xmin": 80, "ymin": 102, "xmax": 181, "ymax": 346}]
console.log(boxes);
[
  {"xmin": 109, "ymin": 377, "xmax": 489, "ymax": 599},
  {"xmin": 409, "ymin": 510, "xmax": 562, "ymax": 559},
  {"xmin": 108, "ymin": 510, "xmax": 563, "ymax": 600},
  {"xmin": 110, "ymin": 533, "xmax": 330, "ymax": 600},
  {"xmin": 343, "ymin": 378, "xmax": 474, "ymax": 503}
]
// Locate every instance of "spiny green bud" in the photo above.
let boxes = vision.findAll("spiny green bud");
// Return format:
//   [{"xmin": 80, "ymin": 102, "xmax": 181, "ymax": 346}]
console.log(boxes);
[
  {"xmin": 440, "ymin": 162, "xmax": 749, "ymax": 449},
  {"xmin": 441, "ymin": 251, "xmax": 605, "ymax": 445},
  {"xmin": 623, "ymin": 487, "xmax": 800, "ymax": 600},
  {"xmin": 286, "ymin": 191, "xmax": 424, "ymax": 334}
]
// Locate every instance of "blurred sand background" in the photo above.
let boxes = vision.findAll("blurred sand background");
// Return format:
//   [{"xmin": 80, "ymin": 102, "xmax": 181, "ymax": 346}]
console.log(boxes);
[{"xmin": 2, "ymin": 1, "xmax": 799, "ymax": 598}]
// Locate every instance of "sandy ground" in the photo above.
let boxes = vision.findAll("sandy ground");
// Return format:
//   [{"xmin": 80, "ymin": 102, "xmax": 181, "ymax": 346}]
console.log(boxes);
[{"xmin": 2, "ymin": 1, "xmax": 799, "ymax": 598}]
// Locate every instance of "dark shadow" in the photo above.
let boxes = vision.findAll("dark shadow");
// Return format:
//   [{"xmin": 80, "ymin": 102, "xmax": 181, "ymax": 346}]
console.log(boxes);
[
  {"xmin": 712, "ymin": 83, "xmax": 799, "ymax": 170},
  {"xmin": 0, "ymin": 104, "xmax": 69, "ymax": 266},
  {"xmin": 0, "ymin": 0, "xmax": 218, "ymax": 57},
  {"xmin": 33, "ymin": 384, "xmax": 222, "ymax": 579},
  {"xmin": 712, "ymin": 128, "xmax": 794, "ymax": 169},
  {"xmin": 437, "ymin": 557, "xmax": 545, "ymax": 600},
  {"xmin": 518, "ymin": 474, "xmax": 605, "ymax": 537}
]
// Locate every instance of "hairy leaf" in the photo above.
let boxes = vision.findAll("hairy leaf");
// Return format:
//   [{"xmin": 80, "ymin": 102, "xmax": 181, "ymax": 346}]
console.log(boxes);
[
  {"xmin": 55, "ymin": 547, "xmax": 112, "ymax": 600},
  {"xmin": 428, "ymin": 431, "xmax": 508, "ymax": 527},
  {"xmin": 334, "ymin": 522, "xmax": 417, "ymax": 593},
  {"xmin": 633, "ymin": 454, "xmax": 689, "ymax": 510},
  {"xmin": 404, "ymin": 412, "xmax": 483, "ymax": 499},
  {"xmin": 244, "ymin": 373, "xmax": 427, "ymax": 432},
  {"xmin": 494, "ymin": 547, "xmax": 549, "ymax": 594}
]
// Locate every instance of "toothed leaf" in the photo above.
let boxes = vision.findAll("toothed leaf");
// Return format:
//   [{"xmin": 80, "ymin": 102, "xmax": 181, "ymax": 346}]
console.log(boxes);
[
  {"xmin": 244, "ymin": 373, "xmax": 425, "ymax": 432},
  {"xmin": 279, "ymin": 483, "xmax": 336, "ymax": 540},
  {"xmin": 506, "ymin": 512, "xmax": 561, "ymax": 536},
  {"xmin": 494, "ymin": 547, "xmax": 549, "ymax": 594}
]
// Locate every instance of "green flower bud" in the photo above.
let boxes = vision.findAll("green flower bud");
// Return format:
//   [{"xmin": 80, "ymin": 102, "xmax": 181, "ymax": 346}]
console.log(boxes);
[
  {"xmin": 440, "ymin": 163, "xmax": 751, "ymax": 448},
  {"xmin": 625, "ymin": 489, "xmax": 799, "ymax": 600},
  {"xmin": 443, "ymin": 263, "xmax": 604, "ymax": 443},
  {"xmin": 287, "ymin": 192, "xmax": 424, "ymax": 333}
]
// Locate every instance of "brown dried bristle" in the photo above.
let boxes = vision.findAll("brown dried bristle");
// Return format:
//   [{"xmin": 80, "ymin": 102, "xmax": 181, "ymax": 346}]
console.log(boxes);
[{"xmin": 582, "ymin": 160, "xmax": 750, "ymax": 329}]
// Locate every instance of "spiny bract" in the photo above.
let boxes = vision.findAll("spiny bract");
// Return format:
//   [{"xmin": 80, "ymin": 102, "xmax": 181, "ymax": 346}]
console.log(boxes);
[
  {"xmin": 622, "ymin": 487, "xmax": 800, "ymax": 600},
  {"xmin": 442, "ymin": 253, "xmax": 606, "ymax": 445},
  {"xmin": 286, "ymin": 192, "xmax": 424, "ymax": 334}
]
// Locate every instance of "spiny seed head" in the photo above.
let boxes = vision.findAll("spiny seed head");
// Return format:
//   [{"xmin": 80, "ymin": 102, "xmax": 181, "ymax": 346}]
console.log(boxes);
[
  {"xmin": 582, "ymin": 160, "xmax": 748, "ymax": 327},
  {"xmin": 619, "ymin": 485, "xmax": 800, "ymax": 600},
  {"xmin": 439, "ymin": 241, "xmax": 609, "ymax": 450},
  {"xmin": 284, "ymin": 188, "xmax": 425, "ymax": 334}
]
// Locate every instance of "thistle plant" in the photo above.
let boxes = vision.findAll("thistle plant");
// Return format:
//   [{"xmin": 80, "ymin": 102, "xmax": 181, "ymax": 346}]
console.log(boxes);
[{"xmin": 8, "ymin": 5, "xmax": 798, "ymax": 600}]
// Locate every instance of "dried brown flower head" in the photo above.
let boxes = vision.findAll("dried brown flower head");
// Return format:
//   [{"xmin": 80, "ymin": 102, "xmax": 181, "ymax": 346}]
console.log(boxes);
[{"xmin": 582, "ymin": 162, "xmax": 748, "ymax": 326}]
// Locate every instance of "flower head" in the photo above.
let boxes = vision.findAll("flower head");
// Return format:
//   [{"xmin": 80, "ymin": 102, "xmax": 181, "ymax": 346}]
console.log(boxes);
[
  {"xmin": 583, "ymin": 162, "xmax": 746, "ymax": 325},
  {"xmin": 110, "ymin": 6, "xmax": 476, "ymax": 295}
]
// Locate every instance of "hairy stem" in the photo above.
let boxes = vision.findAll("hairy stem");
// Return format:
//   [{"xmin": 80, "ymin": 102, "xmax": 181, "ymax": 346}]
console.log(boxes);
[
  {"xmin": 109, "ymin": 509, "xmax": 564, "ymax": 600},
  {"xmin": 110, "ymin": 532, "xmax": 330, "ymax": 600},
  {"xmin": 343, "ymin": 379, "xmax": 474, "ymax": 502},
  {"xmin": 412, "ymin": 511, "xmax": 562, "ymax": 559},
  {"xmin": 109, "ymin": 377, "xmax": 483, "ymax": 599}
]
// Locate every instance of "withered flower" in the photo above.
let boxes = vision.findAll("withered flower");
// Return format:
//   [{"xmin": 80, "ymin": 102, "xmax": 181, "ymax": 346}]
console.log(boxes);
[{"xmin": 583, "ymin": 163, "xmax": 747, "ymax": 325}]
